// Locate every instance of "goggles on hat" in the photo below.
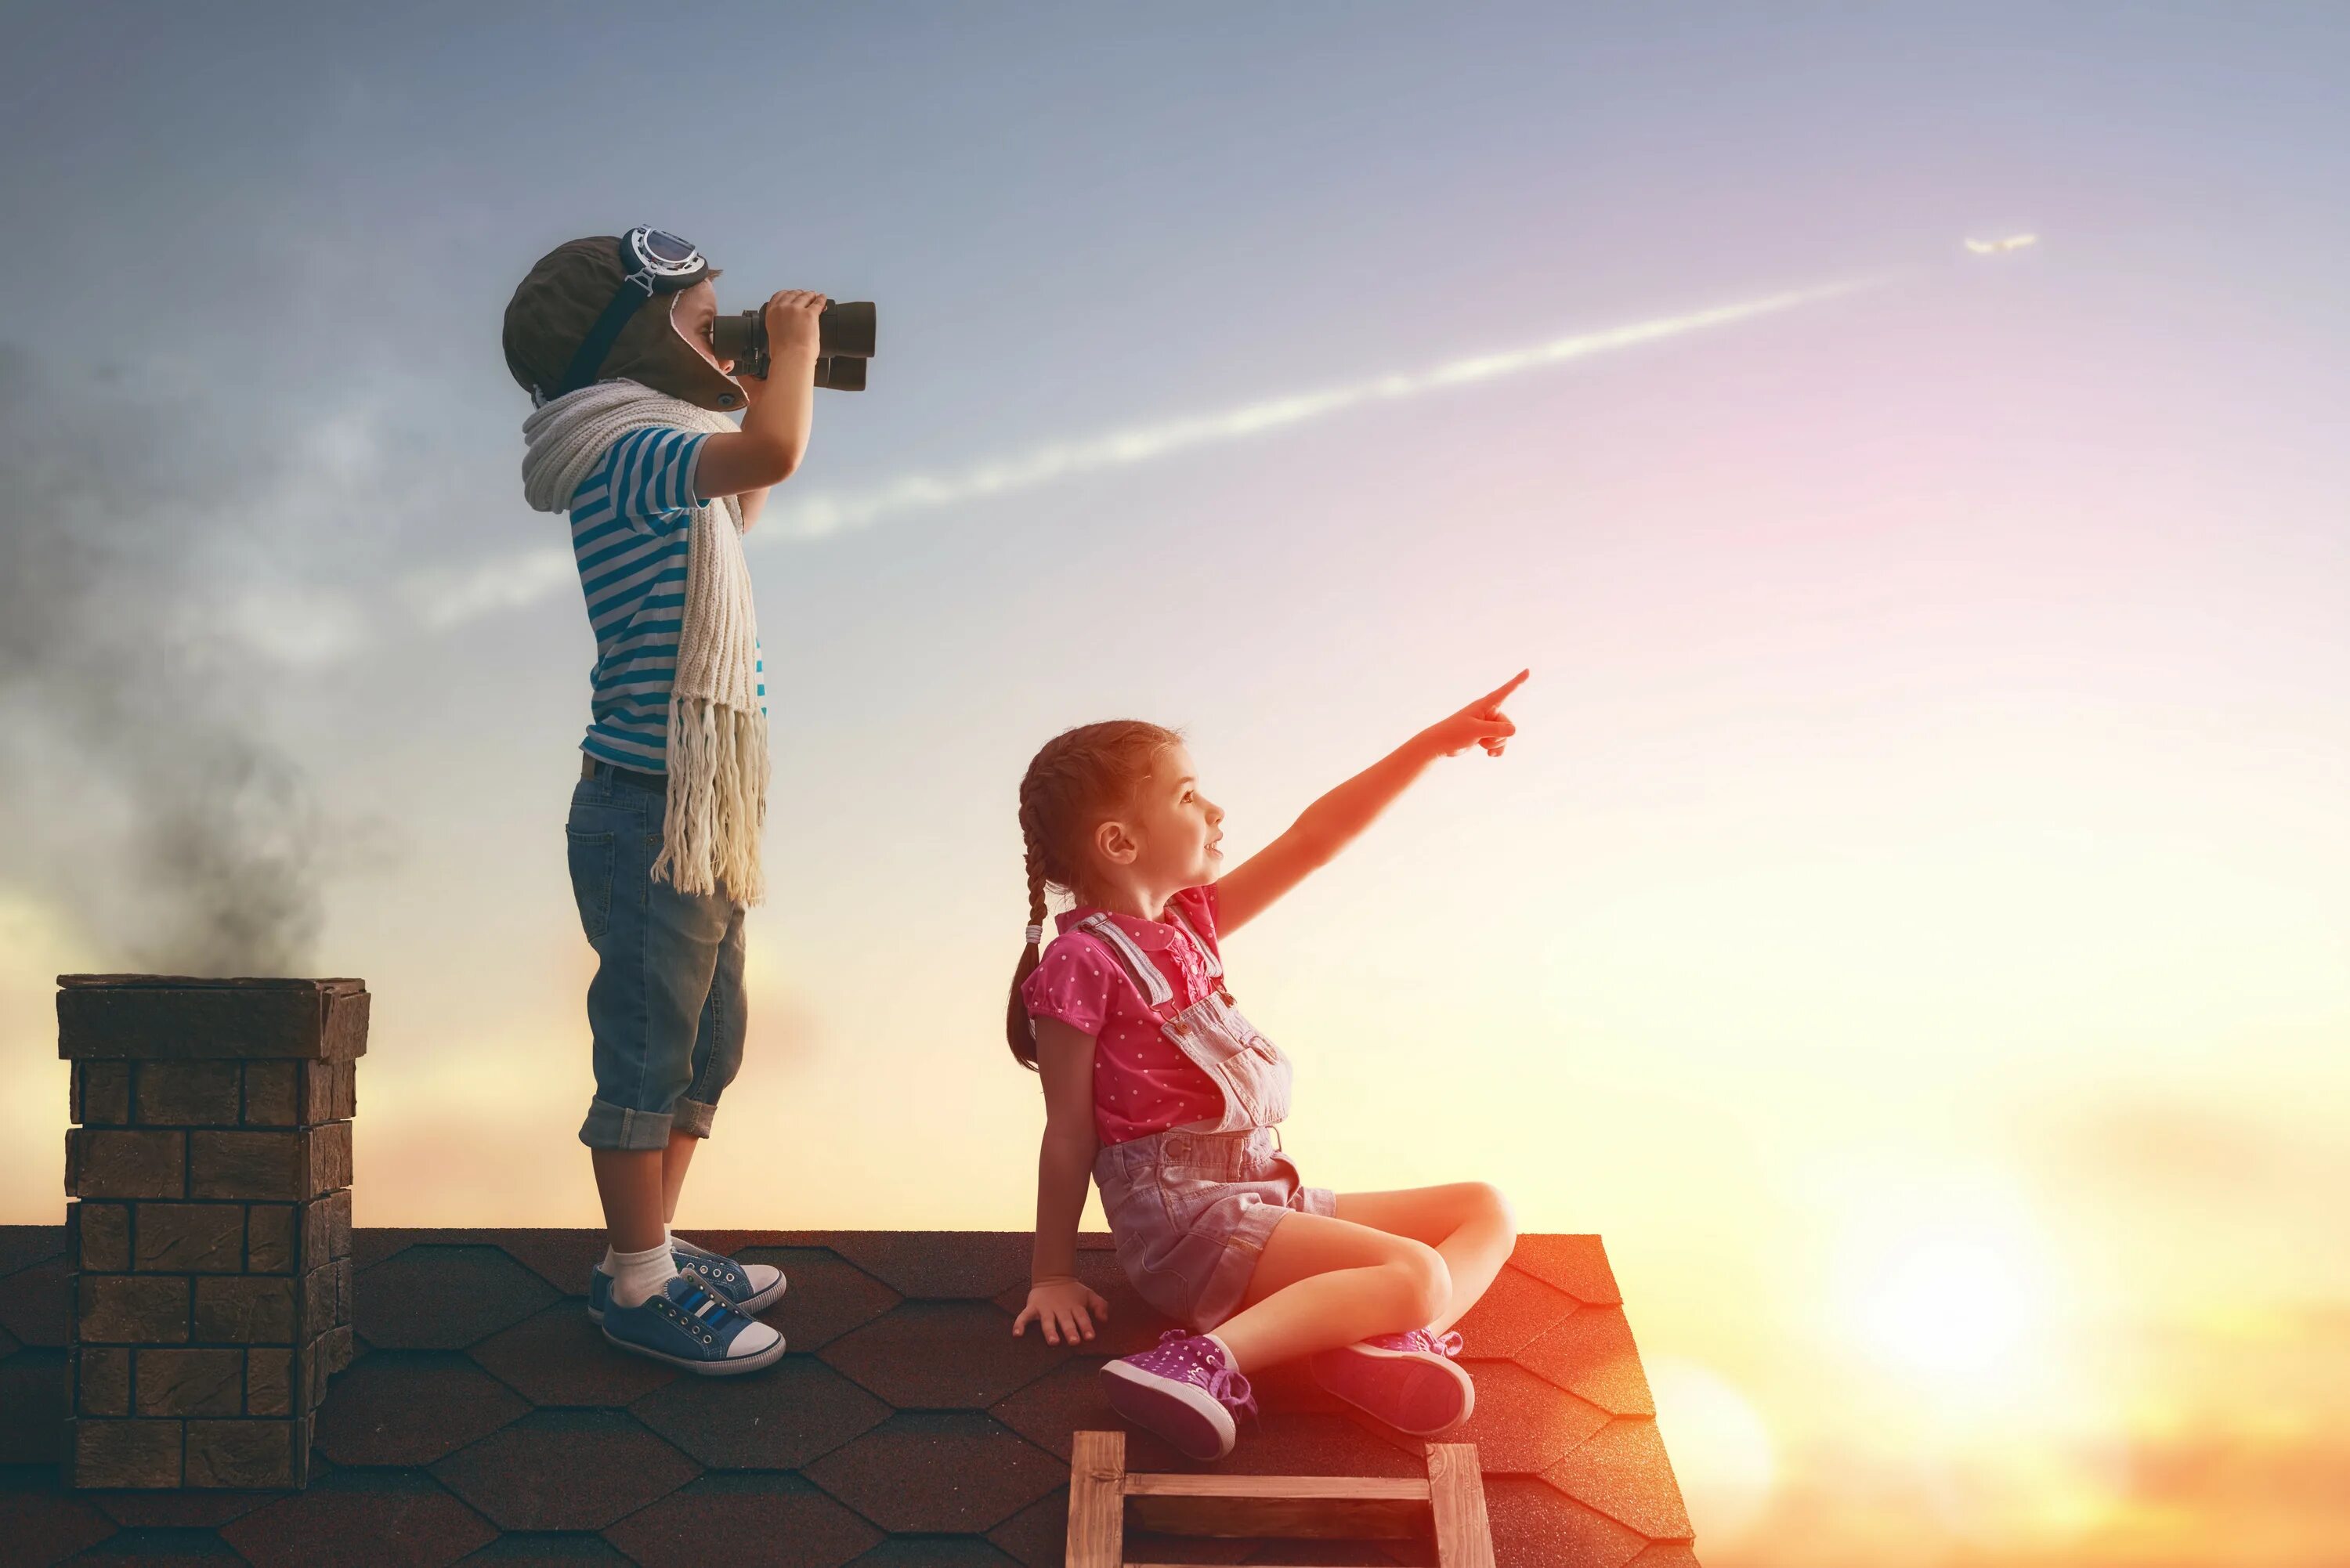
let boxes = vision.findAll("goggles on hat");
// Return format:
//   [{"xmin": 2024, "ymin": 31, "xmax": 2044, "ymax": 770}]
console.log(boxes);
[{"xmin": 550, "ymin": 226, "xmax": 714, "ymax": 400}]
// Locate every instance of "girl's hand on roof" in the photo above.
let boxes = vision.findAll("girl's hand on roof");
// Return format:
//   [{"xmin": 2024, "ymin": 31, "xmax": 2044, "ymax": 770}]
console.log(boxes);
[
  {"xmin": 1012, "ymin": 1277, "xmax": 1111, "ymax": 1345},
  {"xmin": 1421, "ymin": 668, "xmax": 1529, "ymax": 759}
]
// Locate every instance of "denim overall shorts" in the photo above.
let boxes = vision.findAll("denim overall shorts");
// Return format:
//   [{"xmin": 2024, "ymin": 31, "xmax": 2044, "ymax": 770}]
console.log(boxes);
[{"xmin": 1086, "ymin": 905, "xmax": 1336, "ymax": 1330}]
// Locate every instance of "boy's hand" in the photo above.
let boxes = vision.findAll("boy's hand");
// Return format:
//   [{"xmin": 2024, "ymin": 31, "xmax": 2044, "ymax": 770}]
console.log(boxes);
[
  {"xmin": 1011, "ymin": 1277, "xmax": 1110, "ymax": 1346},
  {"xmin": 1421, "ymin": 669, "xmax": 1528, "ymax": 758},
  {"xmin": 762, "ymin": 288, "xmax": 826, "ymax": 370}
]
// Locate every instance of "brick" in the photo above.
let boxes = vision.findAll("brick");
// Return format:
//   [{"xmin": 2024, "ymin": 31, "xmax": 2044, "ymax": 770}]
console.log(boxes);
[
  {"xmin": 186, "ymin": 1418, "xmax": 301, "ymax": 1488},
  {"xmin": 326, "ymin": 1190, "xmax": 352, "ymax": 1259},
  {"xmin": 67, "ymin": 1129, "xmax": 186, "ymax": 1200},
  {"xmin": 137, "ymin": 1061, "xmax": 244, "ymax": 1125},
  {"xmin": 74, "ymin": 1061, "xmax": 132, "ymax": 1125},
  {"xmin": 193, "ymin": 1277, "xmax": 296, "ymax": 1344},
  {"xmin": 133, "ymin": 1204, "xmax": 245, "ymax": 1273},
  {"xmin": 56, "ymin": 977, "xmax": 369, "ymax": 1062},
  {"xmin": 248, "ymin": 1205, "xmax": 295, "ymax": 1273},
  {"xmin": 334, "ymin": 1060, "xmax": 357, "ymax": 1120},
  {"xmin": 324, "ymin": 1323, "xmax": 355, "ymax": 1375},
  {"xmin": 307, "ymin": 1122, "xmax": 352, "ymax": 1195},
  {"xmin": 300, "ymin": 1194, "xmax": 334, "ymax": 1267},
  {"xmin": 75, "ymin": 1202, "xmax": 132, "ymax": 1272},
  {"xmin": 136, "ymin": 1348, "xmax": 245, "ymax": 1417},
  {"xmin": 248, "ymin": 1348, "xmax": 296, "ymax": 1416},
  {"xmin": 243, "ymin": 1061, "xmax": 298, "ymax": 1125},
  {"xmin": 81, "ymin": 1275, "xmax": 190, "ymax": 1345},
  {"xmin": 189, "ymin": 1130, "xmax": 305, "ymax": 1201},
  {"xmin": 302, "ymin": 1263, "xmax": 337, "ymax": 1336},
  {"xmin": 72, "ymin": 1417, "xmax": 183, "ymax": 1488},
  {"xmin": 299, "ymin": 1062, "xmax": 335, "ymax": 1124},
  {"xmin": 78, "ymin": 1346, "xmax": 132, "ymax": 1415}
]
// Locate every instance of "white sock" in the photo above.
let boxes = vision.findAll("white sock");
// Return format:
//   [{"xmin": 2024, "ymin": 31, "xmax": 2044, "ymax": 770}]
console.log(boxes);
[{"xmin": 607, "ymin": 1241, "xmax": 680, "ymax": 1309}]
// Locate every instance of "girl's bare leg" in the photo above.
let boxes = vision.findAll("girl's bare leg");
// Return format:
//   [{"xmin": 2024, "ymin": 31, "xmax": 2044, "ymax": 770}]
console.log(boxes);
[
  {"xmin": 1205, "ymin": 1212, "xmax": 1450, "ymax": 1373},
  {"xmin": 1333, "ymin": 1182, "xmax": 1516, "ymax": 1334},
  {"xmin": 1205, "ymin": 1182, "xmax": 1517, "ymax": 1372}
]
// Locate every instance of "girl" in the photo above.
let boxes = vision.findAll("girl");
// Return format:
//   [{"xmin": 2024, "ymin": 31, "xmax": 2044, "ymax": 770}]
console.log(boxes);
[{"xmin": 1007, "ymin": 672, "xmax": 1528, "ymax": 1460}]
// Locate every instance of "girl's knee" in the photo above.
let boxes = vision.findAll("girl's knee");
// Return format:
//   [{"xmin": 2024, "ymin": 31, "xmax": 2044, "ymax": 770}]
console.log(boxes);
[
  {"xmin": 1392, "ymin": 1239, "xmax": 1452, "ymax": 1325},
  {"xmin": 1470, "ymin": 1181, "xmax": 1517, "ymax": 1242}
]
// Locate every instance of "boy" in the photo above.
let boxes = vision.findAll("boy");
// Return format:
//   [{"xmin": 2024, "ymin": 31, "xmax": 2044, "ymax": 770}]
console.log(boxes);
[{"xmin": 502, "ymin": 227, "xmax": 822, "ymax": 1372}]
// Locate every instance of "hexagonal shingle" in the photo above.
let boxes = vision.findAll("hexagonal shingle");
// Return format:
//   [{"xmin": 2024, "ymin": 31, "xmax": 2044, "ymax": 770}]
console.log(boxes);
[
  {"xmin": 826, "ymin": 1234, "xmax": 1030, "ymax": 1301},
  {"xmin": 1368, "ymin": 1360, "xmax": 1611, "ymax": 1476},
  {"xmin": 0, "ymin": 1472, "xmax": 116, "ymax": 1566},
  {"xmin": 461, "ymin": 1533, "xmax": 633, "ymax": 1562},
  {"xmin": 0, "ymin": 1255, "xmax": 72, "ymax": 1349},
  {"xmin": 601, "ymin": 1472, "xmax": 882, "ymax": 1568},
  {"xmin": 316, "ymin": 1350, "xmax": 531, "ymax": 1466},
  {"xmin": 0, "ymin": 1347, "xmax": 66, "ymax": 1465},
  {"xmin": 221, "ymin": 1468, "xmax": 499, "ymax": 1568},
  {"xmin": 0, "ymin": 1226, "xmax": 65, "ymax": 1280},
  {"xmin": 804, "ymin": 1413, "xmax": 1063, "ymax": 1534},
  {"xmin": 732, "ymin": 1248, "xmax": 902, "ymax": 1351},
  {"xmin": 1451, "ymin": 1266, "xmax": 1582, "ymax": 1360},
  {"xmin": 470, "ymin": 1303, "xmax": 677, "ymax": 1409},
  {"xmin": 848, "ymin": 1538, "xmax": 1026, "ymax": 1565},
  {"xmin": 820, "ymin": 1301, "xmax": 1065, "ymax": 1410},
  {"xmin": 1518, "ymin": 1306, "xmax": 1655, "ymax": 1416},
  {"xmin": 1507, "ymin": 1237, "xmax": 1621, "ymax": 1306},
  {"xmin": 1484, "ymin": 1475, "xmax": 1649, "ymax": 1568},
  {"xmin": 630, "ymin": 1356, "xmax": 890, "ymax": 1470},
  {"xmin": 358, "ymin": 1245, "xmax": 559, "ymax": 1350},
  {"xmin": 1542, "ymin": 1418, "xmax": 1691, "ymax": 1542},
  {"xmin": 431, "ymin": 1410, "xmax": 700, "ymax": 1532}
]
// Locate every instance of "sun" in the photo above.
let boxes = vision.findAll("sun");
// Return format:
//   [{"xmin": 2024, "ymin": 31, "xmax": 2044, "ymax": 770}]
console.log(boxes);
[{"xmin": 1830, "ymin": 1179, "xmax": 2066, "ymax": 1404}]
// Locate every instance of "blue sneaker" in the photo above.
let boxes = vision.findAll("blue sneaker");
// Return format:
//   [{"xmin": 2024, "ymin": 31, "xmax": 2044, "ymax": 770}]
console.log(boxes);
[
  {"xmin": 588, "ymin": 1239, "xmax": 786, "ymax": 1323},
  {"xmin": 601, "ymin": 1274, "xmax": 786, "ymax": 1374}
]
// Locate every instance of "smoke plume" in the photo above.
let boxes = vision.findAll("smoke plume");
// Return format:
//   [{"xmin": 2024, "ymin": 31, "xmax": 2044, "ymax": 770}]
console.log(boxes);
[{"xmin": 0, "ymin": 344, "xmax": 329, "ymax": 974}]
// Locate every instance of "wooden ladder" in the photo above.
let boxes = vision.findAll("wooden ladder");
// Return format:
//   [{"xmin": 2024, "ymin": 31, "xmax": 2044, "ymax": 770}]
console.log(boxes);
[{"xmin": 1065, "ymin": 1429, "xmax": 1497, "ymax": 1568}]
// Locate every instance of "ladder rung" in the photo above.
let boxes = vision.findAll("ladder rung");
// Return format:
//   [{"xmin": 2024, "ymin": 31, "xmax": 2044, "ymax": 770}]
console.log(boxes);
[{"xmin": 1123, "ymin": 1472, "xmax": 1433, "ymax": 1539}]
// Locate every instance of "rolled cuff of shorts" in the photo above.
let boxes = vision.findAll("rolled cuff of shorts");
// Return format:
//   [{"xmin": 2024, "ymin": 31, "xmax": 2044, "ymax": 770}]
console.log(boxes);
[
  {"xmin": 671, "ymin": 1096, "xmax": 718, "ymax": 1140},
  {"xmin": 579, "ymin": 1097, "xmax": 674, "ymax": 1151},
  {"xmin": 1301, "ymin": 1186, "xmax": 1338, "ymax": 1218}
]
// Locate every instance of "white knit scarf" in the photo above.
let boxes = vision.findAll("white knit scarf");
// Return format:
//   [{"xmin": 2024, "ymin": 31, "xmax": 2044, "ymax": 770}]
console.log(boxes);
[{"xmin": 521, "ymin": 380, "xmax": 768, "ymax": 905}]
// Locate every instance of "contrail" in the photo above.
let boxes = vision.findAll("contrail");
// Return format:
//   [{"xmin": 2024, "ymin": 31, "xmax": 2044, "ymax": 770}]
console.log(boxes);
[{"xmin": 417, "ymin": 273, "xmax": 1888, "ymax": 629}]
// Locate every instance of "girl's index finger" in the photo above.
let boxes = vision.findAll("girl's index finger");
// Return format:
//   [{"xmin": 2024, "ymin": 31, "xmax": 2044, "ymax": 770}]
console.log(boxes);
[{"xmin": 1477, "ymin": 669, "xmax": 1531, "ymax": 710}]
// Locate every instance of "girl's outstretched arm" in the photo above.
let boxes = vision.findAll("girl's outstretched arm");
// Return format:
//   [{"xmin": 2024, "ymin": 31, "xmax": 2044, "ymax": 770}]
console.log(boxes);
[
  {"xmin": 1010, "ymin": 1017, "xmax": 1110, "ymax": 1344},
  {"xmin": 1216, "ymin": 669, "xmax": 1528, "ymax": 937}
]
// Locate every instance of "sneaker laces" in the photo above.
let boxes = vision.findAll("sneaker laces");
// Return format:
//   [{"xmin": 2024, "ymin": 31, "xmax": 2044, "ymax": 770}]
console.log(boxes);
[
  {"xmin": 1419, "ymin": 1328, "xmax": 1465, "ymax": 1359},
  {"xmin": 675, "ymin": 1279, "xmax": 748, "ymax": 1333}
]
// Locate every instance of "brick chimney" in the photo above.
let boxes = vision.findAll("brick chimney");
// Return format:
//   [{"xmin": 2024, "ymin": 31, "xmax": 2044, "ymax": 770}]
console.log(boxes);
[{"xmin": 57, "ymin": 975, "xmax": 367, "ymax": 1489}]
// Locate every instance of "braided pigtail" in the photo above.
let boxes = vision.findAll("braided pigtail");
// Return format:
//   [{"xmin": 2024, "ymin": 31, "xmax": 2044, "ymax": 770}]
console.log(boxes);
[
  {"xmin": 1003, "ymin": 719, "xmax": 1184, "ymax": 1071},
  {"xmin": 1006, "ymin": 794, "xmax": 1051, "ymax": 1068}
]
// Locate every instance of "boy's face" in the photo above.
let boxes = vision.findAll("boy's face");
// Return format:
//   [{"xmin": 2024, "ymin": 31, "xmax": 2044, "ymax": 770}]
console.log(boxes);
[
  {"xmin": 1092, "ymin": 744, "xmax": 1224, "ymax": 895},
  {"xmin": 669, "ymin": 280, "xmax": 732, "ymax": 374}
]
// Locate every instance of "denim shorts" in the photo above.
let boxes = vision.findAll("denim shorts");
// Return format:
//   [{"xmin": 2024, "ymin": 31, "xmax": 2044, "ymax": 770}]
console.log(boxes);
[
  {"xmin": 1094, "ymin": 1125, "xmax": 1337, "ymax": 1331},
  {"xmin": 566, "ymin": 764, "xmax": 747, "ymax": 1151}
]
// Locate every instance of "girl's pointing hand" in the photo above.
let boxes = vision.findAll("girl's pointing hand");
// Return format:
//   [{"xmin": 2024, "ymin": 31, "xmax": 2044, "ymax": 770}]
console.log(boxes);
[{"xmin": 1423, "ymin": 669, "xmax": 1530, "ymax": 759}]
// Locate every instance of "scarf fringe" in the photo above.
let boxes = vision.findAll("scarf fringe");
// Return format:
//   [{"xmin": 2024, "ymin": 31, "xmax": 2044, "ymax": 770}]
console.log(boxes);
[{"xmin": 652, "ymin": 695, "xmax": 771, "ymax": 905}]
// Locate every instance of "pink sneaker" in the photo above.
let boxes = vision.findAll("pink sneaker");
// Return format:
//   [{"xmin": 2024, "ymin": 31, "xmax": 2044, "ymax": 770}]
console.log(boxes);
[
  {"xmin": 1100, "ymin": 1329, "xmax": 1260, "ymax": 1461},
  {"xmin": 1311, "ymin": 1328, "xmax": 1473, "ymax": 1436}
]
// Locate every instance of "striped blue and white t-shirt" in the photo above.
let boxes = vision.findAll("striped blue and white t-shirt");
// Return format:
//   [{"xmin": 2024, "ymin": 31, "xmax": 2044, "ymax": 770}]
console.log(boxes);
[{"xmin": 568, "ymin": 426, "xmax": 765, "ymax": 773}]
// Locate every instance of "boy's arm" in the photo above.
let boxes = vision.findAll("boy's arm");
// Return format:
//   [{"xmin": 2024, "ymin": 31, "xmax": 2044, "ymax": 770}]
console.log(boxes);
[
  {"xmin": 1215, "ymin": 670, "xmax": 1528, "ymax": 937},
  {"xmin": 695, "ymin": 290, "xmax": 824, "ymax": 499},
  {"xmin": 1012, "ymin": 1017, "xmax": 1109, "ymax": 1343}
]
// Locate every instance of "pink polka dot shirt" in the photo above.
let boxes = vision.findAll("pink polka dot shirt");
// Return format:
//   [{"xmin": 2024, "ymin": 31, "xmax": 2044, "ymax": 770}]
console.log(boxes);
[{"xmin": 1021, "ymin": 883, "xmax": 1230, "ymax": 1144}]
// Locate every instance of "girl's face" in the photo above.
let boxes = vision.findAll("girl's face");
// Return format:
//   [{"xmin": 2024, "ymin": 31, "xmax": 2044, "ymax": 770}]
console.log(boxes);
[{"xmin": 1093, "ymin": 743, "xmax": 1224, "ymax": 898}]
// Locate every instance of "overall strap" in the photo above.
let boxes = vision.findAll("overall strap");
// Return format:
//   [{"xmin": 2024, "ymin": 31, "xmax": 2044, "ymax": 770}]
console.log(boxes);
[
  {"xmin": 1165, "ymin": 901, "xmax": 1224, "ymax": 980},
  {"xmin": 1072, "ymin": 914, "xmax": 1177, "ymax": 1013}
]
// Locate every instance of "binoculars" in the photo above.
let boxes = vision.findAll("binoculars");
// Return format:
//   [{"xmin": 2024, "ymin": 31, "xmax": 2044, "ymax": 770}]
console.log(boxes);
[{"xmin": 710, "ymin": 300, "xmax": 877, "ymax": 392}]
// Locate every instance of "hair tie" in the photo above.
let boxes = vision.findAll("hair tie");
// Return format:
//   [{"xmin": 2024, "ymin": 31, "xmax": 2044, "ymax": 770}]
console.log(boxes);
[{"xmin": 1025, "ymin": 923, "xmax": 1044, "ymax": 945}]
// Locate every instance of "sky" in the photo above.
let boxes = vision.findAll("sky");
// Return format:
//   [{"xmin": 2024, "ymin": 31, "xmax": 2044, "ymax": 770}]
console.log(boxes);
[{"xmin": 4, "ymin": 4, "xmax": 2348, "ymax": 1563}]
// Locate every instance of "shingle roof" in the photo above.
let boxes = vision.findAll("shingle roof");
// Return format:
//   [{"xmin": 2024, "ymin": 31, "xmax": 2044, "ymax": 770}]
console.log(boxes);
[{"xmin": 0, "ymin": 1225, "xmax": 1700, "ymax": 1566}]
